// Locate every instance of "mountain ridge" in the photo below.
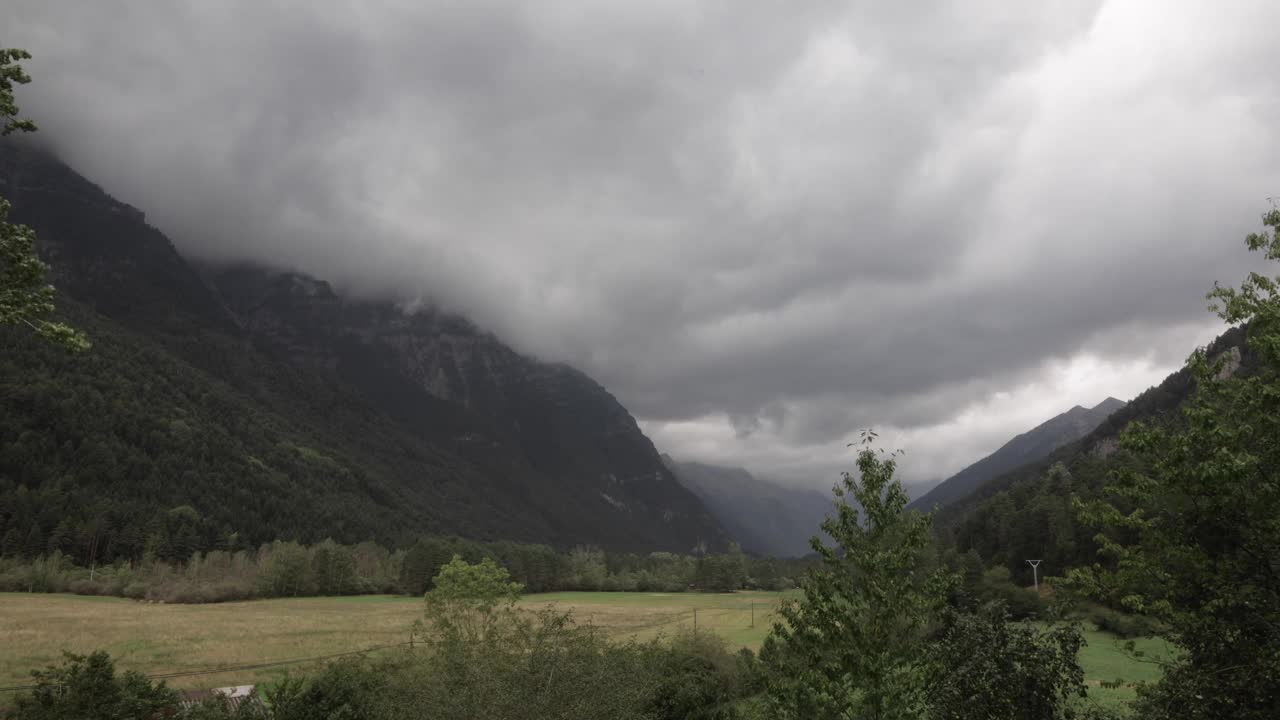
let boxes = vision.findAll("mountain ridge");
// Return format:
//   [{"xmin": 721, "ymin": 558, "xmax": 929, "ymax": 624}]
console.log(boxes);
[
  {"xmin": 937, "ymin": 325, "xmax": 1250, "ymax": 577},
  {"xmin": 0, "ymin": 140, "xmax": 728, "ymax": 557},
  {"xmin": 908, "ymin": 397, "xmax": 1126, "ymax": 512},
  {"xmin": 662, "ymin": 455, "xmax": 831, "ymax": 558}
]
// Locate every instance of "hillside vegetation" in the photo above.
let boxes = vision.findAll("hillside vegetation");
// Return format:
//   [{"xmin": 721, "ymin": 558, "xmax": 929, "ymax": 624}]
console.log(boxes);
[{"xmin": 0, "ymin": 141, "xmax": 726, "ymax": 559}]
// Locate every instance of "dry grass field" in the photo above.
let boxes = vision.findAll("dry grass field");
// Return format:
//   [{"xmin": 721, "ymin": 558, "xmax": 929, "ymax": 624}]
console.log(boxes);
[
  {"xmin": 0, "ymin": 591, "xmax": 788, "ymax": 694},
  {"xmin": 0, "ymin": 590, "xmax": 1161, "ymax": 709},
  {"xmin": 0, "ymin": 593, "xmax": 421, "ymax": 692}
]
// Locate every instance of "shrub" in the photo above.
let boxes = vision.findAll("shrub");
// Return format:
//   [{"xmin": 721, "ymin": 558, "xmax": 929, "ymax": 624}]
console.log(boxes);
[
  {"xmin": 67, "ymin": 578, "xmax": 110, "ymax": 596},
  {"xmin": 7, "ymin": 651, "xmax": 177, "ymax": 720},
  {"xmin": 269, "ymin": 657, "xmax": 389, "ymax": 720},
  {"xmin": 646, "ymin": 630, "xmax": 746, "ymax": 720},
  {"xmin": 121, "ymin": 581, "xmax": 148, "ymax": 599},
  {"xmin": 927, "ymin": 604, "xmax": 1087, "ymax": 720},
  {"xmin": 1088, "ymin": 607, "xmax": 1161, "ymax": 639}
]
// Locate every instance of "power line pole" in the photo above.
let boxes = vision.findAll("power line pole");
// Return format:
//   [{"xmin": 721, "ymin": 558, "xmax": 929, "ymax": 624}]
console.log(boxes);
[{"xmin": 1026, "ymin": 559, "xmax": 1042, "ymax": 595}]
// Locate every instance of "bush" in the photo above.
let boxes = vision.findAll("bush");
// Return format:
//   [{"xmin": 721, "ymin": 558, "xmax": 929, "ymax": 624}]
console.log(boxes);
[
  {"xmin": 646, "ymin": 630, "xmax": 747, "ymax": 720},
  {"xmin": 121, "ymin": 581, "xmax": 148, "ymax": 599},
  {"xmin": 603, "ymin": 572, "xmax": 639, "ymax": 592},
  {"xmin": 970, "ymin": 567, "xmax": 1046, "ymax": 619},
  {"xmin": 7, "ymin": 651, "xmax": 177, "ymax": 720},
  {"xmin": 269, "ymin": 657, "xmax": 389, "ymax": 720},
  {"xmin": 266, "ymin": 617, "xmax": 761, "ymax": 720},
  {"xmin": 1087, "ymin": 606, "xmax": 1161, "ymax": 638},
  {"xmin": 0, "ymin": 554, "xmax": 74, "ymax": 593},
  {"xmin": 67, "ymin": 578, "xmax": 110, "ymax": 595},
  {"xmin": 0, "ymin": 568, "xmax": 25, "ymax": 592},
  {"xmin": 735, "ymin": 647, "xmax": 765, "ymax": 696},
  {"xmin": 384, "ymin": 611, "xmax": 660, "ymax": 719},
  {"xmin": 927, "ymin": 604, "xmax": 1087, "ymax": 720}
]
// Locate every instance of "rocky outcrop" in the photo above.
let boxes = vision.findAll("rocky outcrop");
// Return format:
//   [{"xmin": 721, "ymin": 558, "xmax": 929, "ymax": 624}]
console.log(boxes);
[
  {"xmin": 1091, "ymin": 435, "xmax": 1120, "ymax": 460},
  {"xmin": 1214, "ymin": 345, "xmax": 1242, "ymax": 380},
  {"xmin": 200, "ymin": 264, "xmax": 729, "ymax": 553}
]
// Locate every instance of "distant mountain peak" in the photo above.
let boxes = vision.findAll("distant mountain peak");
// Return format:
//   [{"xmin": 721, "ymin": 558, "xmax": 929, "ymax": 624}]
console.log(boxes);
[
  {"xmin": 0, "ymin": 142, "xmax": 729, "ymax": 554},
  {"xmin": 1093, "ymin": 396, "xmax": 1126, "ymax": 413},
  {"xmin": 908, "ymin": 397, "xmax": 1127, "ymax": 511},
  {"xmin": 664, "ymin": 456, "xmax": 830, "ymax": 557}
]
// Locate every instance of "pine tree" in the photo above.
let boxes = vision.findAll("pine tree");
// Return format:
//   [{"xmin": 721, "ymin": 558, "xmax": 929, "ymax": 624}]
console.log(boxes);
[
  {"xmin": 1, "ymin": 527, "xmax": 21, "ymax": 557},
  {"xmin": 23, "ymin": 525, "xmax": 44, "ymax": 559},
  {"xmin": 46, "ymin": 520, "xmax": 73, "ymax": 557}
]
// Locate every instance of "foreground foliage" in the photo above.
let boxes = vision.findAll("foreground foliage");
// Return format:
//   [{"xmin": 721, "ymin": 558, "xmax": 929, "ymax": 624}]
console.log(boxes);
[
  {"xmin": 4, "ymin": 559, "xmax": 760, "ymax": 719},
  {"xmin": 7, "ymin": 652, "xmax": 175, "ymax": 720},
  {"xmin": 1066, "ymin": 208, "xmax": 1280, "ymax": 718},
  {"xmin": 928, "ymin": 605, "xmax": 1088, "ymax": 720},
  {"xmin": 762, "ymin": 437, "xmax": 952, "ymax": 719},
  {"xmin": 762, "ymin": 436, "xmax": 1093, "ymax": 719},
  {"xmin": 0, "ymin": 534, "xmax": 805, "ymax": 604},
  {"xmin": 0, "ymin": 49, "xmax": 87, "ymax": 351}
]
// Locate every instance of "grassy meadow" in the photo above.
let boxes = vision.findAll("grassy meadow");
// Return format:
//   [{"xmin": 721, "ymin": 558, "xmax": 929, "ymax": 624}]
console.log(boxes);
[
  {"xmin": 0, "ymin": 591, "xmax": 789, "ymax": 693},
  {"xmin": 1076, "ymin": 629, "xmax": 1172, "ymax": 708},
  {"xmin": 0, "ymin": 590, "xmax": 1164, "ymax": 709}
]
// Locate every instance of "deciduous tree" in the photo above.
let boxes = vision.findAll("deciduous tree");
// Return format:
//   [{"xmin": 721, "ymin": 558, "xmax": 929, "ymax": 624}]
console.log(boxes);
[
  {"xmin": 761, "ymin": 434, "xmax": 953, "ymax": 719},
  {"xmin": 420, "ymin": 554, "xmax": 523, "ymax": 647},
  {"xmin": 1066, "ymin": 207, "xmax": 1280, "ymax": 718},
  {"xmin": 0, "ymin": 49, "xmax": 88, "ymax": 351}
]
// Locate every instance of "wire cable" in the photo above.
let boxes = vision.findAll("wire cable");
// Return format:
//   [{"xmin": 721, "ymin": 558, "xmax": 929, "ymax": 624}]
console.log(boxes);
[{"xmin": 0, "ymin": 641, "xmax": 411, "ymax": 694}]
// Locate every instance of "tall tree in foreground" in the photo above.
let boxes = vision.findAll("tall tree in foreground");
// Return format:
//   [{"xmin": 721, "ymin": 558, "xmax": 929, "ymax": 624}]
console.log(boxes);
[
  {"xmin": 761, "ymin": 433, "xmax": 952, "ymax": 720},
  {"xmin": 0, "ymin": 48, "xmax": 88, "ymax": 351},
  {"xmin": 1067, "ymin": 207, "xmax": 1280, "ymax": 719},
  {"xmin": 397, "ymin": 555, "xmax": 662, "ymax": 719},
  {"xmin": 419, "ymin": 554, "xmax": 524, "ymax": 648}
]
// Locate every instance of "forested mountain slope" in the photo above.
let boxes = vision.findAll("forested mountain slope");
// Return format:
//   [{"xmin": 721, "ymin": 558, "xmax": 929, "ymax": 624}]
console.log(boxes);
[
  {"xmin": 663, "ymin": 456, "xmax": 831, "ymax": 557},
  {"xmin": 0, "ymin": 141, "xmax": 727, "ymax": 562},
  {"xmin": 909, "ymin": 397, "xmax": 1125, "ymax": 511},
  {"xmin": 936, "ymin": 326, "xmax": 1249, "ymax": 581}
]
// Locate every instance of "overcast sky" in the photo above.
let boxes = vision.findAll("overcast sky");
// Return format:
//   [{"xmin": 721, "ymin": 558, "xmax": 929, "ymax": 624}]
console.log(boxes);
[{"xmin": 8, "ymin": 1, "xmax": 1279, "ymax": 490}]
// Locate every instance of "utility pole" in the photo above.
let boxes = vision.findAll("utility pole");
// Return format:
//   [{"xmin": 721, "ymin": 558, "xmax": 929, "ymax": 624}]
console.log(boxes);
[{"xmin": 1026, "ymin": 559, "xmax": 1042, "ymax": 595}]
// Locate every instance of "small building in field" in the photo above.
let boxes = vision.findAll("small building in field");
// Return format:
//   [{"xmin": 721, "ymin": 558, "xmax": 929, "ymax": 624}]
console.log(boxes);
[{"xmin": 179, "ymin": 685, "xmax": 266, "ymax": 714}]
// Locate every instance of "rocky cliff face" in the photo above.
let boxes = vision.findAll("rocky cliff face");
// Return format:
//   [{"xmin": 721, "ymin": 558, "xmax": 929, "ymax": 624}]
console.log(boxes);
[
  {"xmin": 204, "ymin": 263, "xmax": 723, "ymax": 551},
  {"xmin": 0, "ymin": 141, "xmax": 234, "ymax": 334},
  {"xmin": 1, "ymin": 140, "xmax": 726, "ymax": 552}
]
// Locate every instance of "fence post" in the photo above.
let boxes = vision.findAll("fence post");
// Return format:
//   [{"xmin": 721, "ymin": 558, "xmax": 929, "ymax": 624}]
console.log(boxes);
[
  {"xmin": 693, "ymin": 608, "xmax": 697, "ymax": 636},
  {"xmin": 750, "ymin": 602, "xmax": 755, "ymax": 629}
]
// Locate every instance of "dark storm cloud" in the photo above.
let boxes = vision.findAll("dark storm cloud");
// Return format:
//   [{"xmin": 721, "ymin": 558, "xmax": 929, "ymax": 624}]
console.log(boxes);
[{"xmin": 7, "ymin": 0, "xmax": 1279, "ymax": 485}]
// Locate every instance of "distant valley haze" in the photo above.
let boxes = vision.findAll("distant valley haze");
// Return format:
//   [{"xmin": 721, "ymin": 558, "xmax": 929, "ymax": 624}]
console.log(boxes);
[{"xmin": 7, "ymin": 0, "xmax": 1278, "ymax": 495}]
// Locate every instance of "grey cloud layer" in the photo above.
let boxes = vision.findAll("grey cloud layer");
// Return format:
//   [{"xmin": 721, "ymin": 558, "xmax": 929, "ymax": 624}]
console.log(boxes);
[{"xmin": 8, "ymin": 0, "xmax": 1280, "ymax": 483}]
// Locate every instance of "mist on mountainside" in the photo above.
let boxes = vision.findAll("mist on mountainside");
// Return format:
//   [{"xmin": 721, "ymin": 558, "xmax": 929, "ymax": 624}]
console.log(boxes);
[
  {"xmin": 4, "ymin": 4, "xmax": 1280, "ymax": 717},
  {"xmin": 6, "ymin": 1, "xmax": 1276, "ymax": 490}
]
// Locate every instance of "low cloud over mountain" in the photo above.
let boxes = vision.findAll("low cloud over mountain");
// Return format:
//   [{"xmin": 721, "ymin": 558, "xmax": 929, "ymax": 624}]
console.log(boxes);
[{"xmin": 8, "ymin": 0, "xmax": 1278, "ymax": 487}]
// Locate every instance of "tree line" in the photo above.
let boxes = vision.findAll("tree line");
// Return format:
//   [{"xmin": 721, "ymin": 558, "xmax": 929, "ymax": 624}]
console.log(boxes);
[
  {"xmin": 0, "ymin": 533, "xmax": 811, "ymax": 603},
  {"xmin": 4, "ymin": 42, "xmax": 1278, "ymax": 716},
  {"xmin": 1, "ymin": 451, "xmax": 1102, "ymax": 720}
]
